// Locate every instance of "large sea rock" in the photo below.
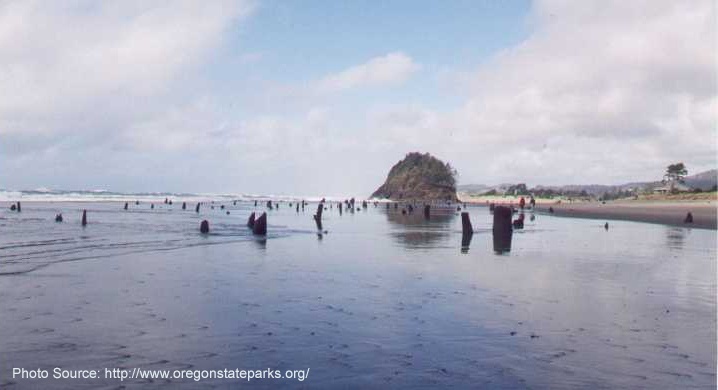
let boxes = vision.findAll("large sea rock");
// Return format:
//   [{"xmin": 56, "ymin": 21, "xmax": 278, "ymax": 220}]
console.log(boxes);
[{"xmin": 372, "ymin": 152, "xmax": 458, "ymax": 201}]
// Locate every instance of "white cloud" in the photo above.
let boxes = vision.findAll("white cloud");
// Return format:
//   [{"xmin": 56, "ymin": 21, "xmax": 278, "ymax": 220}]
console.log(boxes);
[
  {"xmin": 445, "ymin": 0, "xmax": 717, "ymax": 185},
  {"xmin": 0, "ymin": 0, "xmax": 254, "ymax": 134},
  {"xmin": 316, "ymin": 52, "xmax": 419, "ymax": 93}
]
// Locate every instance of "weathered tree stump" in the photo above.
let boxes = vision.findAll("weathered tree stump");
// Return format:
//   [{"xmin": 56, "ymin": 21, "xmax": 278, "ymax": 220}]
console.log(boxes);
[
  {"xmin": 124, "ymin": 202, "xmax": 128, "ymax": 210},
  {"xmin": 247, "ymin": 212, "xmax": 256, "ymax": 228},
  {"xmin": 9, "ymin": 204, "xmax": 16, "ymax": 211},
  {"xmin": 182, "ymin": 202, "xmax": 187, "ymax": 210},
  {"xmin": 493, "ymin": 206, "xmax": 513, "ymax": 254},
  {"xmin": 16, "ymin": 202, "xmax": 21, "ymax": 212},
  {"xmin": 81, "ymin": 210, "xmax": 87, "ymax": 226},
  {"xmin": 200, "ymin": 220, "xmax": 210, "ymax": 234},
  {"xmin": 253, "ymin": 212, "xmax": 267, "ymax": 235},
  {"xmin": 313, "ymin": 203, "xmax": 323, "ymax": 230},
  {"xmin": 195, "ymin": 203, "xmax": 200, "ymax": 213},
  {"xmin": 151, "ymin": 204, "xmax": 154, "ymax": 209},
  {"xmin": 55, "ymin": 213, "xmax": 63, "ymax": 222},
  {"xmin": 461, "ymin": 212, "xmax": 473, "ymax": 235}
]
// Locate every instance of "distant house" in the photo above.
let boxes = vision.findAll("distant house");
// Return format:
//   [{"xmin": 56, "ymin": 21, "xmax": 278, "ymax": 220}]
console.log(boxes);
[{"xmin": 653, "ymin": 182, "xmax": 691, "ymax": 194}]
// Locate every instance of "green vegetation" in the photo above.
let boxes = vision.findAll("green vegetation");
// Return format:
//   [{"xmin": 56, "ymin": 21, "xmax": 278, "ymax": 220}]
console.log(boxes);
[
  {"xmin": 664, "ymin": 162, "xmax": 688, "ymax": 184},
  {"xmin": 372, "ymin": 152, "xmax": 458, "ymax": 201}
]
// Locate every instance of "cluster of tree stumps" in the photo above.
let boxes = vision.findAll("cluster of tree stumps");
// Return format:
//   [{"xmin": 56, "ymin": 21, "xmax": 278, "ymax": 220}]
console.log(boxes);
[
  {"xmin": 246, "ymin": 211, "xmax": 267, "ymax": 235},
  {"xmin": 13, "ymin": 195, "xmax": 704, "ymax": 251}
]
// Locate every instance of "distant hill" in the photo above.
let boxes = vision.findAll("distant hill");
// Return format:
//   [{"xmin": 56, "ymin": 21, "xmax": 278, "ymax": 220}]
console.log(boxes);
[
  {"xmin": 372, "ymin": 152, "xmax": 458, "ymax": 201},
  {"xmin": 458, "ymin": 169, "xmax": 717, "ymax": 196},
  {"xmin": 684, "ymin": 169, "xmax": 717, "ymax": 190}
]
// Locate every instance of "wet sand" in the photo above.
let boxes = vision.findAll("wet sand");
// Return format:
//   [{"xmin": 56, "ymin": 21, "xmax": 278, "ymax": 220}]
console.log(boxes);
[
  {"xmin": 1, "ymin": 201, "xmax": 716, "ymax": 389},
  {"xmin": 532, "ymin": 201, "xmax": 717, "ymax": 230}
]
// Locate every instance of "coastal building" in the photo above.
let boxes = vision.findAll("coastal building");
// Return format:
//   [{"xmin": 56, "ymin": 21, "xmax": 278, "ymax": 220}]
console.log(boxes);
[{"xmin": 653, "ymin": 182, "xmax": 691, "ymax": 194}]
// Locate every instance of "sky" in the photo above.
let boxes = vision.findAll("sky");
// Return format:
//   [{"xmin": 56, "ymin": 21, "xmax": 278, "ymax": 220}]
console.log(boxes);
[{"xmin": 0, "ymin": 0, "xmax": 715, "ymax": 196}]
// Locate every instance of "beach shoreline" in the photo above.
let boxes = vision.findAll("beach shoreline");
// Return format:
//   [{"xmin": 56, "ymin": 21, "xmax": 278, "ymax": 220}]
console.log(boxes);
[{"xmin": 466, "ymin": 199, "xmax": 717, "ymax": 230}]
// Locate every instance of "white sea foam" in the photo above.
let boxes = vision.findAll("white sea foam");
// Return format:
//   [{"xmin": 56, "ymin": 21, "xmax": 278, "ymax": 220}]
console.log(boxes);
[{"xmin": 0, "ymin": 189, "xmax": 370, "ymax": 203}]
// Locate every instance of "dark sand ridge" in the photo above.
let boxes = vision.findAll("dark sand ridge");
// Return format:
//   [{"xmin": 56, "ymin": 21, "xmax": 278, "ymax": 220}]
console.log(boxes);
[{"xmin": 529, "ymin": 201, "xmax": 717, "ymax": 230}]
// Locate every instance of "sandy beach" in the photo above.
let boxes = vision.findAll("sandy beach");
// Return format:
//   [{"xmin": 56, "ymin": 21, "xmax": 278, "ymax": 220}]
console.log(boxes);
[
  {"xmin": 531, "ymin": 201, "xmax": 717, "ymax": 230},
  {"xmin": 462, "ymin": 195, "xmax": 717, "ymax": 230}
]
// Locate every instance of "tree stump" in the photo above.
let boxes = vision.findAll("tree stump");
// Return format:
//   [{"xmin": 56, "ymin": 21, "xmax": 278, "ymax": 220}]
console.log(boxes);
[
  {"xmin": 247, "ymin": 212, "xmax": 256, "ymax": 228},
  {"xmin": 313, "ymin": 203, "xmax": 323, "ymax": 230},
  {"xmin": 81, "ymin": 210, "xmax": 87, "ymax": 226},
  {"xmin": 200, "ymin": 220, "xmax": 210, "ymax": 234},
  {"xmin": 253, "ymin": 212, "xmax": 267, "ymax": 235},
  {"xmin": 461, "ymin": 212, "xmax": 473, "ymax": 235},
  {"xmin": 493, "ymin": 206, "xmax": 513, "ymax": 253}
]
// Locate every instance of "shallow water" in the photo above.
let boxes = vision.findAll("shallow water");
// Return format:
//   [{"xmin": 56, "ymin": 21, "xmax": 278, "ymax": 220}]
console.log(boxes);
[{"xmin": 1, "ymin": 201, "xmax": 715, "ymax": 389}]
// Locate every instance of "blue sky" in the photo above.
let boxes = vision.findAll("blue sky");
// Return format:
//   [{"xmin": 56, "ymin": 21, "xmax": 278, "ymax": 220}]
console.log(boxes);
[{"xmin": 0, "ymin": 0, "xmax": 715, "ymax": 195}]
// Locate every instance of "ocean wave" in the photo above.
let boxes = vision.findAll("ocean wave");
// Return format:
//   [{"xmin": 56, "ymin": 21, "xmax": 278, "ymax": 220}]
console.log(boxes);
[{"xmin": 0, "ymin": 189, "xmax": 365, "ymax": 203}]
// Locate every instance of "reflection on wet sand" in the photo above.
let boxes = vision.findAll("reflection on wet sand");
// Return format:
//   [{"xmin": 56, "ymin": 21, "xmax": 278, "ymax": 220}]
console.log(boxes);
[
  {"xmin": 460, "ymin": 233, "xmax": 472, "ymax": 254},
  {"xmin": 384, "ymin": 208, "xmax": 455, "ymax": 249},
  {"xmin": 665, "ymin": 227, "xmax": 687, "ymax": 250}
]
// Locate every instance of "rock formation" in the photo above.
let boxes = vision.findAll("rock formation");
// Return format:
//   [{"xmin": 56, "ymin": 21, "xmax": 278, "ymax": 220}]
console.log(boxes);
[{"xmin": 372, "ymin": 152, "xmax": 458, "ymax": 201}]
